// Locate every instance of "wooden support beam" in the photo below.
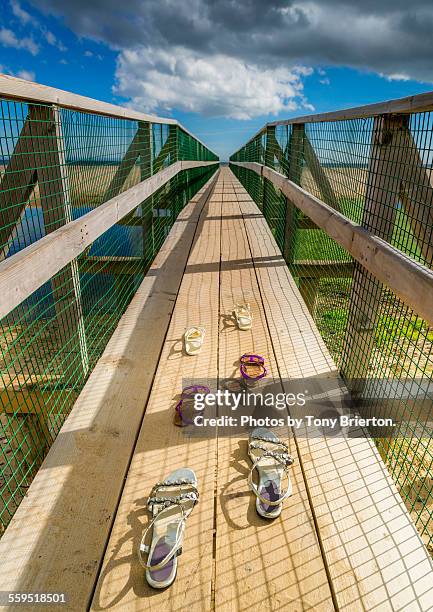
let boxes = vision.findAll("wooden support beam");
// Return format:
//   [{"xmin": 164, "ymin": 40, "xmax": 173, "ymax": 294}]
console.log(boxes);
[
  {"xmin": 303, "ymin": 134, "xmax": 340, "ymax": 210},
  {"xmin": 32, "ymin": 105, "xmax": 89, "ymax": 384},
  {"xmin": 297, "ymin": 216, "xmax": 319, "ymax": 229},
  {"xmin": 291, "ymin": 260, "xmax": 354, "ymax": 278},
  {"xmin": 78, "ymin": 255, "xmax": 142, "ymax": 276},
  {"xmin": 268, "ymin": 126, "xmax": 340, "ymax": 211},
  {"xmin": 262, "ymin": 125, "xmax": 276, "ymax": 217},
  {"xmin": 139, "ymin": 122, "xmax": 154, "ymax": 263},
  {"xmin": 0, "ymin": 111, "xmax": 37, "ymax": 257},
  {"xmin": 298, "ymin": 277, "xmax": 318, "ymax": 315},
  {"xmin": 153, "ymin": 125, "xmax": 177, "ymax": 173},
  {"xmin": 342, "ymin": 115, "xmax": 409, "ymax": 391},
  {"xmin": 398, "ymin": 124, "xmax": 433, "ymax": 265},
  {"xmin": 230, "ymin": 160, "xmax": 433, "ymax": 327},
  {"xmin": 101, "ymin": 127, "xmax": 143, "ymax": 201},
  {"xmin": 283, "ymin": 124, "xmax": 304, "ymax": 264}
]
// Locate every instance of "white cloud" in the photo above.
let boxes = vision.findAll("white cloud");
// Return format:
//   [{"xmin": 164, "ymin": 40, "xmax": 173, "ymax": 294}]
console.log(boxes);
[
  {"xmin": 115, "ymin": 46, "xmax": 313, "ymax": 119},
  {"xmin": 0, "ymin": 28, "xmax": 39, "ymax": 55},
  {"xmin": 11, "ymin": 0, "xmax": 32, "ymax": 25},
  {"xmin": 319, "ymin": 77, "xmax": 330, "ymax": 85},
  {"xmin": 43, "ymin": 29, "xmax": 67, "ymax": 51},
  {"xmin": 380, "ymin": 72, "xmax": 411, "ymax": 82},
  {"xmin": 16, "ymin": 69, "xmax": 35, "ymax": 80}
]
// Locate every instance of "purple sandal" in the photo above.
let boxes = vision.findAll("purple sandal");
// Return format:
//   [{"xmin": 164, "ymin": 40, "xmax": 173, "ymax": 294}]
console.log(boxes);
[
  {"xmin": 240, "ymin": 353, "xmax": 267, "ymax": 382},
  {"xmin": 174, "ymin": 384, "xmax": 210, "ymax": 427}
]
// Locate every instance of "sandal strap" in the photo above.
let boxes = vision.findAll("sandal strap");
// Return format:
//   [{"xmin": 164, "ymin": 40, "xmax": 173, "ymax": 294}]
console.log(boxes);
[
  {"xmin": 138, "ymin": 503, "xmax": 187, "ymax": 571},
  {"xmin": 240, "ymin": 363, "xmax": 267, "ymax": 381},
  {"xmin": 147, "ymin": 490, "xmax": 199, "ymax": 510},
  {"xmin": 248, "ymin": 452, "xmax": 293, "ymax": 506},
  {"xmin": 250, "ymin": 434, "xmax": 289, "ymax": 450},
  {"xmin": 249, "ymin": 442, "xmax": 294, "ymax": 466}
]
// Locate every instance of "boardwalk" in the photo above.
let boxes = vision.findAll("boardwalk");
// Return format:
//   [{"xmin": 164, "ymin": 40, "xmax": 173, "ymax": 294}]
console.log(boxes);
[{"xmin": 1, "ymin": 167, "xmax": 432, "ymax": 611}]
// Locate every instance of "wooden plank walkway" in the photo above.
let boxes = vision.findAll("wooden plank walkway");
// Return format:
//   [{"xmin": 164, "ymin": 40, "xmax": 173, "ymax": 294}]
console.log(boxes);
[{"xmin": 1, "ymin": 167, "xmax": 433, "ymax": 611}]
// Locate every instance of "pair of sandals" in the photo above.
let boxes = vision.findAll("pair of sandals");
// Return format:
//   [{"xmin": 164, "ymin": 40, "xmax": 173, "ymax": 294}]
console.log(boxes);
[
  {"xmin": 182, "ymin": 303, "xmax": 252, "ymax": 357},
  {"xmin": 139, "ymin": 428, "xmax": 294, "ymax": 589}
]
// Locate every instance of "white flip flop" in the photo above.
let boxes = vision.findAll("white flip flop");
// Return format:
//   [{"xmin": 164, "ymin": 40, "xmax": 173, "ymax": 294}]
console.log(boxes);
[
  {"xmin": 138, "ymin": 468, "xmax": 199, "ymax": 589},
  {"xmin": 184, "ymin": 326, "xmax": 206, "ymax": 355},
  {"xmin": 248, "ymin": 428, "xmax": 294, "ymax": 519},
  {"xmin": 233, "ymin": 303, "xmax": 252, "ymax": 331}
]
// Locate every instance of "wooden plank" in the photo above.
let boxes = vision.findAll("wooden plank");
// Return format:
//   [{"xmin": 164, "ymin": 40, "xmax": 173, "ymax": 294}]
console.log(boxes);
[
  {"xmin": 231, "ymin": 162, "xmax": 433, "ymax": 328},
  {"xmin": 0, "ymin": 111, "xmax": 37, "ymax": 254},
  {"xmin": 236, "ymin": 177, "xmax": 433, "ymax": 611},
  {"xmin": 33, "ymin": 105, "xmax": 89, "ymax": 383},
  {"xmin": 215, "ymin": 168, "xmax": 334, "ymax": 611},
  {"xmin": 91, "ymin": 171, "xmax": 221, "ymax": 610},
  {"xmin": 0, "ymin": 160, "xmax": 218, "ymax": 320},
  {"xmin": 0, "ymin": 173, "xmax": 218, "ymax": 611}
]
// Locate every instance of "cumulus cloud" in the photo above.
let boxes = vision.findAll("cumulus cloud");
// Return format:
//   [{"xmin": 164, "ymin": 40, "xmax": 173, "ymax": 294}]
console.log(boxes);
[
  {"xmin": 115, "ymin": 47, "xmax": 312, "ymax": 119},
  {"xmin": 0, "ymin": 27, "xmax": 39, "ymax": 55},
  {"xmin": 16, "ymin": 69, "xmax": 35, "ymax": 81},
  {"xmin": 27, "ymin": 0, "xmax": 433, "ymax": 115}
]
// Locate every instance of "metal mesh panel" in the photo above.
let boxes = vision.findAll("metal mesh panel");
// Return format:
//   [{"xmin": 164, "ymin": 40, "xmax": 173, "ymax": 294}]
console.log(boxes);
[
  {"xmin": 230, "ymin": 116, "xmax": 433, "ymax": 554},
  {"xmin": 0, "ymin": 97, "xmax": 217, "ymax": 532}
]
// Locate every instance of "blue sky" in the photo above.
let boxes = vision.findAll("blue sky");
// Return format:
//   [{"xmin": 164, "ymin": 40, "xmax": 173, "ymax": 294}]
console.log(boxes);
[{"xmin": 1, "ymin": 0, "xmax": 433, "ymax": 160}]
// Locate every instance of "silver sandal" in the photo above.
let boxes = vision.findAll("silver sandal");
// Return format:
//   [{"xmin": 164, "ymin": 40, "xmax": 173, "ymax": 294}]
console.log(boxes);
[
  {"xmin": 138, "ymin": 468, "xmax": 199, "ymax": 589},
  {"xmin": 248, "ymin": 427, "xmax": 294, "ymax": 518}
]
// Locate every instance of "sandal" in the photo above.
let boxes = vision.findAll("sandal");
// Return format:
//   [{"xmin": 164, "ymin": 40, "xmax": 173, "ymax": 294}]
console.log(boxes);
[
  {"xmin": 174, "ymin": 384, "xmax": 210, "ymax": 427},
  {"xmin": 184, "ymin": 326, "xmax": 206, "ymax": 356},
  {"xmin": 233, "ymin": 303, "xmax": 253, "ymax": 331},
  {"xmin": 138, "ymin": 468, "xmax": 199, "ymax": 589},
  {"xmin": 240, "ymin": 353, "xmax": 267, "ymax": 383},
  {"xmin": 248, "ymin": 427, "xmax": 294, "ymax": 518}
]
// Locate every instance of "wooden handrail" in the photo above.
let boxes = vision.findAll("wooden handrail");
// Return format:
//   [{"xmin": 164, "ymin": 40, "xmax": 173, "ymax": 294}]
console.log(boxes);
[
  {"xmin": 231, "ymin": 161, "xmax": 433, "ymax": 327},
  {"xmin": 0, "ymin": 160, "xmax": 218, "ymax": 319},
  {"xmin": 233, "ymin": 88, "xmax": 433, "ymax": 150},
  {"xmin": 0, "ymin": 74, "xmax": 215, "ymax": 153}
]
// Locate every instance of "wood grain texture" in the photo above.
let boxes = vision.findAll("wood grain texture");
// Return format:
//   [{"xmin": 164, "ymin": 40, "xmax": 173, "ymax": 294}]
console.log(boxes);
[
  {"xmin": 0, "ymin": 173, "xmax": 218, "ymax": 612},
  {"xmin": 91, "ymin": 170, "xmax": 221, "ymax": 611},
  {"xmin": 215, "ymin": 168, "xmax": 334, "ymax": 612},
  {"xmin": 238, "ymin": 186, "xmax": 433, "ymax": 611}
]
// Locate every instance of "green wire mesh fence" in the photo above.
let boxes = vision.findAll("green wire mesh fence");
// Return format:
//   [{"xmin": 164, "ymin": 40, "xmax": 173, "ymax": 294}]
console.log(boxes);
[
  {"xmin": 0, "ymin": 98, "xmax": 217, "ymax": 532},
  {"xmin": 230, "ymin": 115, "xmax": 433, "ymax": 554}
]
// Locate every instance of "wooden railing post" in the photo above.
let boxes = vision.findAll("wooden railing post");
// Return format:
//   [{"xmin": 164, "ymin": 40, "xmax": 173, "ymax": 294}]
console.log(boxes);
[
  {"xmin": 283, "ymin": 123, "xmax": 304, "ymax": 265},
  {"xmin": 32, "ymin": 105, "xmax": 89, "ymax": 387},
  {"xmin": 139, "ymin": 122, "xmax": 154, "ymax": 265},
  {"xmin": 263, "ymin": 126, "xmax": 276, "ymax": 218},
  {"xmin": 342, "ymin": 114, "xmax": 409, "ymax": 392}
]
